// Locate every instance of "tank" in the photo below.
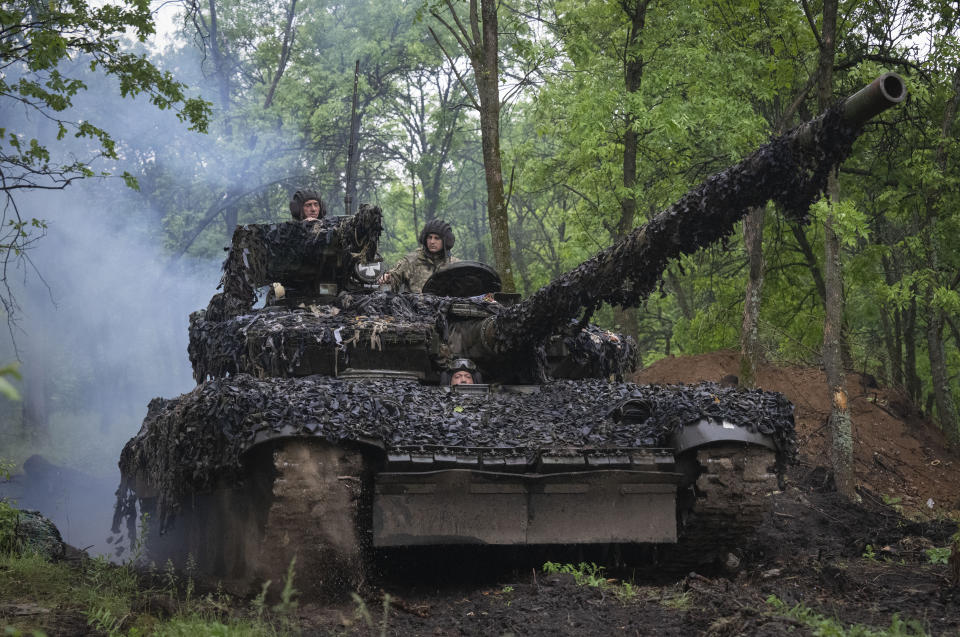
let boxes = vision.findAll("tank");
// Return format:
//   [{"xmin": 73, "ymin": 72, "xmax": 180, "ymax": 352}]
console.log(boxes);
[{"xmin": 115, "ymin": 73, "xmax": 906, "ymax": 597}]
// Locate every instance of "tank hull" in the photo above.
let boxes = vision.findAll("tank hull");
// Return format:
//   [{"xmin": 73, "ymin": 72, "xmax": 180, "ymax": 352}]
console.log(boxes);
[{"xmin": 131, "ymin": 436, "xmax": 778, "ymax": 598}]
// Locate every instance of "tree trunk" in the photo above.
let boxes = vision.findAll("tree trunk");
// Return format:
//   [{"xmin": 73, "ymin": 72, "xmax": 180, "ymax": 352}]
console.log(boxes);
[
  {"xmin": 263, "ymin": 0, "xmax": 297, "ymax": 109},
  {"xmin": 666, "ymin": 266, "xmax": 693, "ymax": 321},
  {"xmin": 904, "ymin": 296, "xmax": 921, "ymax": 402},
  {"xmin": 739, "ymin": 205, "xmax": 765, "ymax": 388},
  {"xmin": 923, "ymin": 59, "xmax": 960, "ymax": 444},
  {"xmin": 612, "ymin": 0, "xmax": 649, "ymax": 343},
  {"xmin": 926, "ymin": 311, "xmax": 959, "ymax": 443},
  {"xmin": 789, "ymin": 222, "xmax": 826, "ymax": 304},
  {"xmin": 817, "ymin": 0, "xmax": 855, "ymax": 499},
  {"xmin": 880, "ymin": 255, "xmax": 903, "ymax": 387},
  {"xmin": 473, "ymin": 0, "xmax": 516, "ymax": 292}
]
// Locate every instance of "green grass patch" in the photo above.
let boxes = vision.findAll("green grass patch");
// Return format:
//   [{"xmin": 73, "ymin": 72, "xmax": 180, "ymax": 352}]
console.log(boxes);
[
  {"xmin": 541, "ymin": 561, "xmax": 648, "ymax": 603},
  {"xmin": 0, "ymin": 500, "xmax": 19, "ymax": 554},
  {"xmin": 660, "ymin": 589, "xmax": 692, "ymax": 610},
  {"xmin": 766, "ymin": 594, "xmax": 928, "ymax": 636},
  {"xmin": 0, "ymin": 504, "xmax": 296, "ymax": 636}
]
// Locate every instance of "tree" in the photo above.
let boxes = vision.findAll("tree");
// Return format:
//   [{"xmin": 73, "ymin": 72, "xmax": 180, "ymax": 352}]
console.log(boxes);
[
  {"xmin": 0, "ymin": 0, "xmax": 210, "ymax": 320},
  {"xmin": 430, "ymin": 0, "xmax": 518, "ymax": 292}
]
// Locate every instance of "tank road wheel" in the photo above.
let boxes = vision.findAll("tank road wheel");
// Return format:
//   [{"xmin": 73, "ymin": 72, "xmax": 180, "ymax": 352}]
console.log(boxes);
[
  {"xmin": 674, "ymin": 443, "xmax": 779, "ymax": 570},
  {"xmin": 252, "ymin": 440, "xmax": 372, "ymax": 599}
]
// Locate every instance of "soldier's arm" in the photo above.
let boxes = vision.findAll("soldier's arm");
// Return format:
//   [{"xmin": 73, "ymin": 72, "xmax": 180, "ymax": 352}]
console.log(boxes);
[
  {"xmin": 387, "ymin": 253, "xmax": 415, "ymax": 292},
  {"xmin": 378, "ymin": 254, "xmax": 408, "ymax": 285}
]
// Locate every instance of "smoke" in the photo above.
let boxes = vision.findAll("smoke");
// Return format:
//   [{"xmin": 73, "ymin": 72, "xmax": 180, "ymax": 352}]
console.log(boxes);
[{"xmin": 0, "ymin": 186, "xmax": 220, "ymax": 558}]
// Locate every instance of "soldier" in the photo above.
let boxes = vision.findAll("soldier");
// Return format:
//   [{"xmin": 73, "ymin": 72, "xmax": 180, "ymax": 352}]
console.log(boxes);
[
  {"xmin": 379, "ymin": 219, "xmax": 459, "ymax": 293},
  {"xmin": 289, "ymin": 189, "xmax": 327, "ymax": 221},
  {"xmin": 446, "ymin": 358, "xmax": 481, "ymax": 386}
]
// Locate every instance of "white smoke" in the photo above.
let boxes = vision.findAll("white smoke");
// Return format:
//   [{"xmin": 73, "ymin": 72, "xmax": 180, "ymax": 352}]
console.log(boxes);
[{"xmin": 0, "ymin": 186, "xmax": 221, "ymax": 557}]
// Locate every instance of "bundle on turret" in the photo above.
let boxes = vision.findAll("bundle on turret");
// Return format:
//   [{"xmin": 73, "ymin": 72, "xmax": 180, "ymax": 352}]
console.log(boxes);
[
  {"xmin": 204, "ymin": 204, "xmax": 382, "ymax": 322},
  {"xmin": 188, "ymin": 292, "xmax": 450, "ymax": 382}
]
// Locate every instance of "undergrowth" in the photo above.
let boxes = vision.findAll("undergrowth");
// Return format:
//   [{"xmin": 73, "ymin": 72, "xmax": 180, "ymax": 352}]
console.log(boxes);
[
  {"xmin": 766, "ymin": 595, "xmax": 929, "ymax": 636},
  {"xmin": 541, "ymin": 561, "xmax": 648, "ymax": 603},
  {"xmin": 0, "ymin": 505, "xmax": 297, "ymax": 636}
]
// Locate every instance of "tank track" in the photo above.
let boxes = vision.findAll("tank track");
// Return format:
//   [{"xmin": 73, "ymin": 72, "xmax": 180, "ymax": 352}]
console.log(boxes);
[{"xmin": 669, "ymin": 443, "xmax": 779, "ymax": 571}]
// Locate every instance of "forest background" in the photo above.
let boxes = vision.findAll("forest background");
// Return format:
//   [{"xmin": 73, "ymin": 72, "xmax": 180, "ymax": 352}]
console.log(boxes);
[{"xmin": 1, "ymin": 0, "xmax": 959, "ymax": 547}]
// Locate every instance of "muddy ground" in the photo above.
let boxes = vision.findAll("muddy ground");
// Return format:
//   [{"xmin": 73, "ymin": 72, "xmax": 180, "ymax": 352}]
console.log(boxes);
[{"xmin": 295, "ymin": 352, "xmax": 960, "ymax": 636}]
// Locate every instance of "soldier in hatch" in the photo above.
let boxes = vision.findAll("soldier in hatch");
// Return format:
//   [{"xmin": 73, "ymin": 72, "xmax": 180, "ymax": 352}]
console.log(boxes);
[
  {"xmin": 445, "ymin": 358, "xmax": 481, "ymax": 386},
  {"xmin": 378, "ymin": 219, "xmax": 459, "ymax": 293},
  {"xmin": 289, "ymin": 189, "xmax": 327, "ymax": 221}
]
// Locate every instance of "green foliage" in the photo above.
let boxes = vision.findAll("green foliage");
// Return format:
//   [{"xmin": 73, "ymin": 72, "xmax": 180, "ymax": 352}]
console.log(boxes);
[
  {"xmin": 0, "ymin": 0, "xmax": 210, "ymax": 189},
  {"xmin": 0, "ymin": 457, "xmax": 15, "ymax": 482},
  {"xmin": 0, "ymin": 500, "xmax": 20, "ymax": 555},
  {"xmin": 766, "ymin": 595, "xmax": 928, "ymax": 636},
  {"xmin": 86, "ymin": 605, "xmax": 126, "ymax": 637},
  {"xmin": 926, "ymin": 528, "xmax": 960, "ymax": 564},
  {"xmin": 0, "ymin": 363, "xmax": 22, "ymax": 401},
  {"xmin": 541, "ymin": 561, "xmax": 643, "ymax": 602},
  {"xmin": 0, "ymin": 505, "xmax": 294, "ymax": 635},
  {"xmin": 924, "ymin": 546, "xmax": 951, "ymax": 565},
  {"xmin": 274, "ymin": 556, "xmax": 298, "ymax": 616},
  {"xmin": 542, "ymin": 561, "xmax": 607, "ymax": 587}
]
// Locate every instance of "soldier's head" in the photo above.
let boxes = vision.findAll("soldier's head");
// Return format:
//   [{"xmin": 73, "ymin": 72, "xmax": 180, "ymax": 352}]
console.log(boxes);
[
  {"xmin": 451, "ymin": 370, "xmax": 474, "ymax": 385},
  {"xmin": 419, "ymin": 219, "xmax": 454, "ymax": 256},
  {"xmin": 289, "ymin": 189, "xmax": 326, "ymax": 221},
  {"xmin": 447, "ymin": 358, "xmax": 480, "ymax": 385}
]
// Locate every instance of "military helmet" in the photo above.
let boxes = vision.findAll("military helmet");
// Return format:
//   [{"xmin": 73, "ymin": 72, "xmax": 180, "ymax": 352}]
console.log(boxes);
[
  {"xmin": 289, "ymin": 189, "xmax": 327, "ymax": 220},
  {"xmin": 419, "ymin": 219, "xmax": 455, "ymax": 253}
]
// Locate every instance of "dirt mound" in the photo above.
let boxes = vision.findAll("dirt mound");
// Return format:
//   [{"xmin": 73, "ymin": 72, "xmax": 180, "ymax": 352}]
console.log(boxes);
[{"xmin": 634, "ymin": 350, "xmax": 960, "ymax": 518}]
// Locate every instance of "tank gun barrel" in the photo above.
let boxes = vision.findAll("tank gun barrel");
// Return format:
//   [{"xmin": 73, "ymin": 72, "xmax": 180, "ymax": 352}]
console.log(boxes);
[{"xmin": 490, "ymin": 73, "xmax": 906, "ymax": 350}]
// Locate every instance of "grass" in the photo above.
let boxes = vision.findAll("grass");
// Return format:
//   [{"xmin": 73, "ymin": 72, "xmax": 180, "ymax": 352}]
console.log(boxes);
[
  {"xmin": 0, "ymin": 504, "xmax": 298, "ymax": 636},
  {"xmin": 541, "ymin": 561, "xmax": 651, "ymax": 603},
  {"xmin": 659, "ymin": 589, "xmax": 692, "ymax": 610},
  {"xmin": 350, "ymin": 591, "xmax": 393, "ymax": 637},
  {"xmin": 766, "ymin": 595, "xmax": 929, "ymax": 636}
]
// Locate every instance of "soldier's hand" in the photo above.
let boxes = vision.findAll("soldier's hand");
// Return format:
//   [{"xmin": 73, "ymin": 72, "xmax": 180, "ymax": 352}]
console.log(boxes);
[{"xmin": 377, "ymin": 272, "xmax": 392, "ymax": 284}]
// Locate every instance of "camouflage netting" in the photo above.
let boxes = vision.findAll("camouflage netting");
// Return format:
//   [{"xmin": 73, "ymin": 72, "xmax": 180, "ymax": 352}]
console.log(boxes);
[
  {"xmin": 206, "ymin": 205, "xmax": 382, "ymax": 322},
  {"xmin": 10, "ymin": 510, "xmax": 66, "ymax": 561},
  {"xmin": 115, "ymin": 376, "xmax": 794, "ymax": 530},
  {"xmin": 552, "ymin": 321, "xmax": 638, "ymax": 380},
  {"xmin": 493, "ymin": 106, "xmax": 861, "ymax": 349},
  {"xmin": 189, "ymin": 293, "xmax": 440, "ymax": 382},
  {"xmin": 189, "ymin": 291, "xmax": 637, "ymax": 383}
]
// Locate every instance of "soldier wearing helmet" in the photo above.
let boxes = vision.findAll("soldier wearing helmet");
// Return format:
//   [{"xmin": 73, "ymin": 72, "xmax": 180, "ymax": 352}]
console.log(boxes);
[
  {"xmin": 444, "ymin": 358, "xmax": 481, "ymax": 386},
  {"xmin": 289, "ymin": 189, "xmax": 327, "ymax": 221},
  {"xmin": 379, "ymin": 219, "xmax": 459, "ymax": 293}
]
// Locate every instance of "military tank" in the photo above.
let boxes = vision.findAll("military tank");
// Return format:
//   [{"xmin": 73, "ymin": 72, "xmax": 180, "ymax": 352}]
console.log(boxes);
[{"xmin": 115, "ymin": 73, "xmax": 906, "ymax": 597}]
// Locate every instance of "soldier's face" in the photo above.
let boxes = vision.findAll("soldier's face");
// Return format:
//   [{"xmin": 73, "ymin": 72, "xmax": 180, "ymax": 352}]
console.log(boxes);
[
  {"xmin": 425, "ymin": 233, "xmax": 443, "ymax": 254},
  {"xmin": 302, "ymin": 200, "xmax": 321, "ymax": 220},
  {"xmin": 451, "ymin": 370, "xmax": 474, "ymax": 385}
]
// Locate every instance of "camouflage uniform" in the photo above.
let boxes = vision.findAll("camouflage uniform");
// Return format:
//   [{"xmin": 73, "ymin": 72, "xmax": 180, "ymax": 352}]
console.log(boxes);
[{"xmin": 387, "ymin": 247, "xmax": 459, "ymax": 293}]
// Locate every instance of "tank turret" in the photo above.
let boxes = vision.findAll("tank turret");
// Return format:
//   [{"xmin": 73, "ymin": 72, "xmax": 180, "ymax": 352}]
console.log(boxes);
[{"xmin": 117, "ymin": 74, "xmax": 906, "ymax": 599}]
